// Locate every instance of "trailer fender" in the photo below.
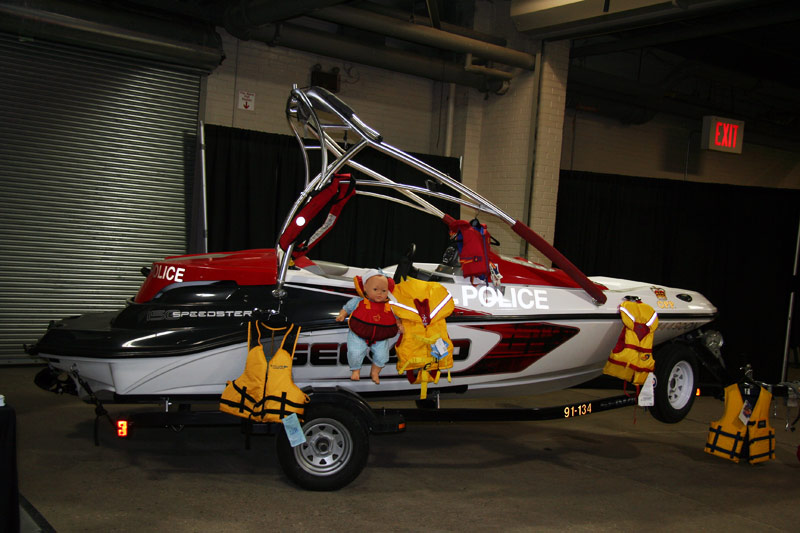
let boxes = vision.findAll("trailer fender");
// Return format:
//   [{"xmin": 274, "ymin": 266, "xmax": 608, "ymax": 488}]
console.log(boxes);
[{"xmin": 307, "ymin": 387, "xmax": 405, "ymax": 434}]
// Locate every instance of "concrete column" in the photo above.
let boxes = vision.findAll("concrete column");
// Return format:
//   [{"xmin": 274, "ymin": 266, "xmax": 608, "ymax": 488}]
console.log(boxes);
[{"xmin": 527, "ymin": 39, "xmax": 570, "ymax": 265}]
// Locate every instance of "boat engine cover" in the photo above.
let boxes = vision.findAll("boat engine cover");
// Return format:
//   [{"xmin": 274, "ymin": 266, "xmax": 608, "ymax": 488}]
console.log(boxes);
[{"xmin": 135, "ymin": 249, "xmax": 278, "ymax": 302}]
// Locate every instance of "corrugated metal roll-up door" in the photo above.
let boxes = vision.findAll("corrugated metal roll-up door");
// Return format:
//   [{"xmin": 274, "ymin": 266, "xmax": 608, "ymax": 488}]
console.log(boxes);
[{"xmin": 0, "ymin": 33, "xmax": 200, "ymax": 363}]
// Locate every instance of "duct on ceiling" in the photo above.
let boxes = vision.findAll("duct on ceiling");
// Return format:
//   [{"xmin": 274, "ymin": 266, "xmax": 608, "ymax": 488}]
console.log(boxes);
[
  {"xmin": 308, "ymin": 5, "xmax": 535, "ymax": 70},
  {"xmin": 354, "ymin": 1, "xmax": 509, "ymax": 47},
  {"xmin": 246, "ymin": 22, "xmax": 510, "ymax": 93},
  {"xmin": 222, "ymin": 0, "xmax": 350, "ymax": 36},
  {"xmin": 0, "ymin": 0, "xmax": 536, "ymax": 92},
  {"xmin": 0, "ymin": 0, "xmax": 224, "ymax": 71},
  {"xmin": 220, "ymin": 0, "xmax": 535, "ymax": 92}
]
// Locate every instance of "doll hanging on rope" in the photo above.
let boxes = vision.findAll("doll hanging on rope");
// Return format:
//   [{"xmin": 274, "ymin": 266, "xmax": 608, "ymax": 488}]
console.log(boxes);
[{"xmin": 336, "ymin": 269, "xmax": 401, "ymax": 384}]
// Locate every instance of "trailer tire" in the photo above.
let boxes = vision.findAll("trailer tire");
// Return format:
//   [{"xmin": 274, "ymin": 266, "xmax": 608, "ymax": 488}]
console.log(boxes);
[
  {"xmin": 276, "ymin": 404, "xmax": 369, "ymax": 491},
  {"xmin": 650, "ymin": 343, "xmax": 698, "ymax": 423}
]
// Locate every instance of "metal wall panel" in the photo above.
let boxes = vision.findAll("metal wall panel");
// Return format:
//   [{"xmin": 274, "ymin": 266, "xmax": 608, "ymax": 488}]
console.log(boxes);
[{"xmin": 0, "ymin": 33, "xmax": 200, "ymax": 363}]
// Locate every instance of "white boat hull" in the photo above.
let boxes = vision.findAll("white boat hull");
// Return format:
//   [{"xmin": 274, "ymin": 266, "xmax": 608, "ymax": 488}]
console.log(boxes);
[{"xmin": 42, "ymin": 266, "xmax": 716, "ymax": 402}]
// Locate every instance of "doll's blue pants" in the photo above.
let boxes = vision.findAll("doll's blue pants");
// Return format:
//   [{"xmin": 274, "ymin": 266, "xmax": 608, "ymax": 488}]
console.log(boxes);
[{"xmin": 346, "ymin": 330, "xmax": 393, "ymax": 370}]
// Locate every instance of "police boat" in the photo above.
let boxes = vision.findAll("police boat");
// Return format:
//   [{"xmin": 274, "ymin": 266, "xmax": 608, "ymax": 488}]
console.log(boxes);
[{"xmin": 28, "ymin": 85, "xmax": 722, "ymax": 425}]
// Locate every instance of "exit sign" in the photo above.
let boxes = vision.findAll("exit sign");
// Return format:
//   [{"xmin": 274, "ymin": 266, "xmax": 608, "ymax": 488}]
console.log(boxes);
[{"xmin": 701, "ymin": 116, "xmax": 744, "ymax": 154}]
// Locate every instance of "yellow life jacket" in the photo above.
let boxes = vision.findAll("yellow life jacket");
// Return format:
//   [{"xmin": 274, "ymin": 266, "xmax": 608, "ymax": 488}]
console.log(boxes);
[
  {"xmin": 390, "ymin": 277, "xmax": 455, "ymax": 399},
  {"xmin": 220, "ymin": 321, "xmax": 309, "ymax": 423},
  {"xmin": 603, "ymin": 301, "xmax": 658, "ymax": 385},
  {"xmin": 705, "ymin": 384, "xmax": 775, "ymax": 464}
]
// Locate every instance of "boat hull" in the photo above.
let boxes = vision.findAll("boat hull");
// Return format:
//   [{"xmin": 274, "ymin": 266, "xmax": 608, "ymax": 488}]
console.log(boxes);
[{"xmin": 34, "ymin": 266, "xmax": 716, "ymax": 402}]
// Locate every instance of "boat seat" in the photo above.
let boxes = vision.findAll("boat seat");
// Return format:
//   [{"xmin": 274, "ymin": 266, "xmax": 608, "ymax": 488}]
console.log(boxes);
[{"xmin": 293, "ymin": 258, "xmax": 352, "ymax": 282}]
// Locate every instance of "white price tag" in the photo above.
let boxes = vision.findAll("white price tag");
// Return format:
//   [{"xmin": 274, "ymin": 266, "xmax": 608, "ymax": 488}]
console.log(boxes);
[
  {"xmin": 282, "ymin": 413, "xmax": 306, "ymax": 447},
  {"xmin": 738, "ymin": 400, "xmax": 753, "ymax": 426},
  {"xmin": 638, "ymin": 373, "xmax": 655, "ymax": 407}
]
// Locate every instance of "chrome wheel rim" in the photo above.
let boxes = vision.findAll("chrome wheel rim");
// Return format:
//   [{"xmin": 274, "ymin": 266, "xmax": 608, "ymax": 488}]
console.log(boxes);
[
  {"xmin": 293, "ymin": 417, "xmax": 352, "ymax": 477},
  {"xmin": 667, "ymin": 360, "xmax": 694, "ymax": 409}
]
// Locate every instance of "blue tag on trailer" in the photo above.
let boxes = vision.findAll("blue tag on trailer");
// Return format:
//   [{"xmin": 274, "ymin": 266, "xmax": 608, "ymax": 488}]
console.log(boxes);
[{"xmin": 282, "ymin": 413, "xmax": 306, "ymax": 447}]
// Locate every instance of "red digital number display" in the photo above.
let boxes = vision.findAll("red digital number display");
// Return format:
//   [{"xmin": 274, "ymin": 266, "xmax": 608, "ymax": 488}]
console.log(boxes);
[{"xmin": 117, "ymin": 420, "xmax": 128, "ymax": 437}]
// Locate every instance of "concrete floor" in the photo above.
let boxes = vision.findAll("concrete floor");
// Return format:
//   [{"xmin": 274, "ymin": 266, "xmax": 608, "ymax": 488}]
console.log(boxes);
[{"xmin": 3, "ymin": 364, "xmax": 800, "ymax": 533}]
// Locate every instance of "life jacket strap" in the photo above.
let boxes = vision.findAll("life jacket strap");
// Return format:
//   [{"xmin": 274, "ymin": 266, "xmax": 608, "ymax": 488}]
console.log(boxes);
[
  {"xmin": 219, "ymin": 383, "xmax": 257, "ymax": 416},
  {"xmin": 605, "ymin": 357, "xmax": 653, "ymax": 373},
  {"xmin": 705, "ymin": 425, "xmax": 744, "ymax": 459},
  {"xmin": 250, "ymin": 392, "xmax": 307, "ymax": 420},
  {"xmin": 614, "ymin": 343, "xmax": 653, "ymax": 354}
]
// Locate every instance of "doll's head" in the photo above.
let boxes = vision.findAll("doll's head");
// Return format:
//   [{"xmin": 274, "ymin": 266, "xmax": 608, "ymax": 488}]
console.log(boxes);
[{"xmin": 357, "ymin": 269, "xmax": 394, "ymax": 303}]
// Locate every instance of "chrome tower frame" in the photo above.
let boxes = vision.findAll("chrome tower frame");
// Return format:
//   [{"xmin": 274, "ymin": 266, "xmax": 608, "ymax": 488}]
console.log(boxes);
[{"xmin": 274, "ymin": 85, "xmax": 606, "ymax": 305}]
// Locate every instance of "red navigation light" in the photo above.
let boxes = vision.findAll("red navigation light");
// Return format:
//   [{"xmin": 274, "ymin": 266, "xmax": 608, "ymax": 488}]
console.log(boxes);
[{"xmin": 117, "ymin": 420, "xmax": 129, "ymax": 437}]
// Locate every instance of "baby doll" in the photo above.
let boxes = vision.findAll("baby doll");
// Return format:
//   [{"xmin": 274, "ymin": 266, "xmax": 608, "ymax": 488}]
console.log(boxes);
[{"xmin": 336, "ymin": 269, "xmax": 401, "ymax": 384}]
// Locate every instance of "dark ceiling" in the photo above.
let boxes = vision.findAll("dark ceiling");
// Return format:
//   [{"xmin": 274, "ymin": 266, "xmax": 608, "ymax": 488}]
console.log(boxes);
[
  {"xmin": 1, "ymin": 0, "xmax": 798, "ymax": 149},
  {"xmin": 550, "ymin": 0, "xmax": 800, "ymax": 150},
  {"xmin": 569, "ymin": 0, "xmax": 800, "ymax": 88},
  {"xmin": 656, "ymin": 20, "xmax": 800, "ymax": 90}
]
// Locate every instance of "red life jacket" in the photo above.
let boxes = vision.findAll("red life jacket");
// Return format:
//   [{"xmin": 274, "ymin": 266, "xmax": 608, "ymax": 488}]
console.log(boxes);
[
  {"xmin": 349, "ymin": 300, "xmax": 398, "ymax": 345},
  {"xmin": 448, "ymin": 218, "xmax": 493, "ymax": 281}
]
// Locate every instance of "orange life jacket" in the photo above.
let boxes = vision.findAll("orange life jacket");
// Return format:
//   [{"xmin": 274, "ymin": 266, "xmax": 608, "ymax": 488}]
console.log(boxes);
[
  {"xmin": 219, "ymin": 321, "xmax": 309, "ymax": 423},
  {"xmin": 705, "ymin": 384, "xmax": 775, "ymax": 464},
  {"xmin": 603, "ymin": 301, "xmax": 658, "ymax": 385}
]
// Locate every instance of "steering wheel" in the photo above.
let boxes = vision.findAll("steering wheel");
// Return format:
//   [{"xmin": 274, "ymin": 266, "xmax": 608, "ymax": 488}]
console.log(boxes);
[
  {"xmin": 393, "ymin": 243, "xmax": 417, "ymax": 283},
  {"xmin": 442, "ymin": 240, "xmax": 460, "ymax": 267}
]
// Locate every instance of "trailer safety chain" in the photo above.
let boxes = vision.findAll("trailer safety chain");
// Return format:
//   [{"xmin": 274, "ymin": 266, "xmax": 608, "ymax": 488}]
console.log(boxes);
[
  {"xmin": 780, "ymin": 381, "xmax": 800, "ymax": 432},
  {"xmin": 69, "ymin": 365, "xmax": 113, "ymax": 446}
]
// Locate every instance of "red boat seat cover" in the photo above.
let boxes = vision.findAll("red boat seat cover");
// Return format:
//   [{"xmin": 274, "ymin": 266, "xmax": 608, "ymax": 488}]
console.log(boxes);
[{"xmin": 279, "ymin": 174, "xmax": 356, "ymax": 257}]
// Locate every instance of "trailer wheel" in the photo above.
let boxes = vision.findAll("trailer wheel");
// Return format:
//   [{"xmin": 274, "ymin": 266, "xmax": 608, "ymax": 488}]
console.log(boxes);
[
  {"xmin": 650, "ymin": 343, "xmax": 699, "ymax": 423},
  {"xmin": 276, "ymin": 404, "xmax": 369, "ymax": 491}
]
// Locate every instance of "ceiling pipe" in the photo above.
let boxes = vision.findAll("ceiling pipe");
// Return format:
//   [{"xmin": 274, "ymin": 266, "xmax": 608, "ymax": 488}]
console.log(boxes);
[
  {"xmin": 0, "ymin": 0, "xmax": 223, "ymax": 71},
  {"xmin": 353, "ymin": 0, "xmax": 508, "ymax": 47},
  {"xmin": 309, "ymin": 5, "xmax": 535, "ymax": 70},
  {"xmin": 225, "ymin": 0, "xmax": 349, "ymax": 23},
  {"xmin": 464, "ymin": 53, "xmax": 513, "ymax": 81},
  {"xmin": 223, "ymin": 0, "xmax": 349, "ymax": 38},
  {"xmin": 424, "ymin": 0, "xmax": 441, "ymax": 29},
  {"xmin": 247, "ymin": 22, "xmax": 507, "ymax": 93}
]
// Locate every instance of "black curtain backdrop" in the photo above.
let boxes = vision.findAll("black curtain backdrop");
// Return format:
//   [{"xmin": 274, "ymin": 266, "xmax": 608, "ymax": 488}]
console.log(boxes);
[
  {"xmin": 204, "ymin": 125, "xmax": 461, "ymax": 269},
  {"xmin": 204, "ymin": 125, "xmax": 305, "ymax": 253},
  {"xmin": 554, "ymin": 170, "xmax": 800, "ymax": 383}
]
